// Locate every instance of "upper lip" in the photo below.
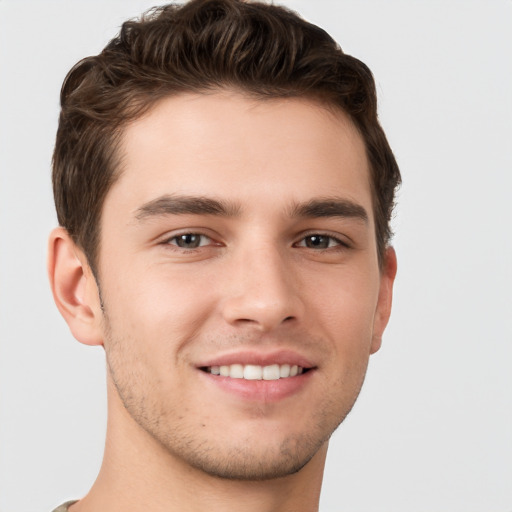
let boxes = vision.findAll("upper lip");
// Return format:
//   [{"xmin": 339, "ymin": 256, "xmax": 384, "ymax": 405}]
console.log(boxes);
[{"xmin": 197, "ymin": 349, "xmax": 315, "ymax": 369}]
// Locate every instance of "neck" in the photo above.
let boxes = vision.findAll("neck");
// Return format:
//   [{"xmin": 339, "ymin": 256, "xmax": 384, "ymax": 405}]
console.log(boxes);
[{"xmin": 71, "ymin": 379, "xmax": 327, "ymax": 512}]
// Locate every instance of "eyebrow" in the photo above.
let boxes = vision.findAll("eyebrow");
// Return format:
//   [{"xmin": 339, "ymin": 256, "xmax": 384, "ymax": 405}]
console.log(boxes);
[
  {"xmin": 289, "ymin": 198, "xmax": 369, "ymax": 223},
  {"xmin": 134, "ymin": 194, "xmax": 241, "ymax": 220},
  {"xmin": 134, "ymin": 194, "xmax": 368, "ymax": 224}
]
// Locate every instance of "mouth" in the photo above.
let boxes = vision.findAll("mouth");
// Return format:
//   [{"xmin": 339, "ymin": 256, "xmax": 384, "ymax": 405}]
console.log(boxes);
[
  {"xmin": 200, "ymin": 363, "xmax": 311, "ymax": 381},
  {"xmin": 196, "ymin": 350, "xmax": 316, "ymax": 401}
]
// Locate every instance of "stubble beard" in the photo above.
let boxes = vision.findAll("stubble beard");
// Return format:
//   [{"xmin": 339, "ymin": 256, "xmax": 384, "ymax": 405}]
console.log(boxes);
[{"xmin": 102, "ymin": 311, "xmax": 367, "ymax": 482}]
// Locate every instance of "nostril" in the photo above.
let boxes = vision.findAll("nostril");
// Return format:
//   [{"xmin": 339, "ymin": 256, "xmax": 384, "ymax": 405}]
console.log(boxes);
[{"xmin": 222, "ymin": 290, "xmax": 303, "ymax": 330}]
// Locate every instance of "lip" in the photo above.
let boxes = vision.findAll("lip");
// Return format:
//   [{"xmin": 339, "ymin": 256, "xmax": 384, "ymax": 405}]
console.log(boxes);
[
  {"xmin": 196, "ymin": 350, "xmax": 316, "ymax": 402},
  {"xmin": 197, "ymin": 349, "xmax": 315, "ymax": 369},
  {"xmin": 198, "ymin": 368, "xmax": 314, "ymax": 402}
]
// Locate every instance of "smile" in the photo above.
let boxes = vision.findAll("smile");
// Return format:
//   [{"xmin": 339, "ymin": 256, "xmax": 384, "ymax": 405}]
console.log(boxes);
[{"xmin": 203, "ymin": 363, "xmax": 306, "ymax": 380}]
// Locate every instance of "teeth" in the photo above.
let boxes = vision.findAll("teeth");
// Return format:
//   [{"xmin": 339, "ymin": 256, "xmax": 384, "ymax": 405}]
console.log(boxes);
[
  {"xmin": 279, "ymin": 364, "xmax": 290, "ymax": 378},
  {"xmin": 263, "ymin": 364, "xmax": 280, "ymax": 380},
  {"xmin": 205, "ymin": 363, "xmax": 305, "ymax": 380},
  {"xmin": 230, "ymin": 364, "xmax": 244, "ymax": 379},
  {"xmin": 244, "ymin": 365, "xmax": 262, "ymax": 380}
]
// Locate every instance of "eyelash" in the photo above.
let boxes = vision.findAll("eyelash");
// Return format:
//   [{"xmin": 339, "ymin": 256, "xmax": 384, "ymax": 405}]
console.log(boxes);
[
  {"xmin": 294, "ymin": 234, "xmax": 349, "ymax": 250},
  {"xmin": 165, "ymin": 233, "xmax": 215, "ymax": 249},
  {"xmin": 163, "ymin": 232, "xmax": 350, "ymax": 251}
]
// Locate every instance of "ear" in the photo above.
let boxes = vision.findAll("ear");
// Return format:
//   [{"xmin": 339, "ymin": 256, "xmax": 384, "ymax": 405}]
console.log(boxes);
[
  {"xmin": 47, "ymin": 227, "xmax": 104, "ymax": 346},
  {"xmin": 370, "ymin": 246, "xmax": 397, "ymax": 354}
]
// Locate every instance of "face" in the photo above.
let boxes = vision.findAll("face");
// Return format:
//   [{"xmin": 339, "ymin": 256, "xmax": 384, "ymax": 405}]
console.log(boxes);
[{"xmin": 95, "ymin": 91, "xmax": 395, "ymax": 480}]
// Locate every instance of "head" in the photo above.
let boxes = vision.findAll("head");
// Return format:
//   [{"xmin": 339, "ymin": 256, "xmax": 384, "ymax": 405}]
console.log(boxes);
[{"xmin": 49, "ymin": 0, "xmax": 400, "ymax": 483}]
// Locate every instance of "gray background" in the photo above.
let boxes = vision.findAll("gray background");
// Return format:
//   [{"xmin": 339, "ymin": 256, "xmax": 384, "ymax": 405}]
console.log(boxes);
[{"xmin": 1, "ymin": 1, "xmax": 511, "ymax": 511}]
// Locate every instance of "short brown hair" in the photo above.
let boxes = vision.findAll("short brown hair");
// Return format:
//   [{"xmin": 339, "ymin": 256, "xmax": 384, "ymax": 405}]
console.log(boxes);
[{"xmin": 52, "ymin": 0, "xmax": 400, "ymax": 275}]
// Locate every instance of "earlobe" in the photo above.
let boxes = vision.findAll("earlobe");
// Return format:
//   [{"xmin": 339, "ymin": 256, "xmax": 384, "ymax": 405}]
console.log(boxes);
[
  {"xmin": 47, "ymin": 227, "xmax": 104, "ymax": 346},
  {"xmin": 370, "ymin": 246, "xmax": 397, "ymax": 354}
]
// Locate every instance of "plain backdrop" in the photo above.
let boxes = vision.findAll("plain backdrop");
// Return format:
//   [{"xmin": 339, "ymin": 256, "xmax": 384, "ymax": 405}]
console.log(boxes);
[{"xmin": 0, "ymin": 1, "xmax": 511, "ymax": 511}]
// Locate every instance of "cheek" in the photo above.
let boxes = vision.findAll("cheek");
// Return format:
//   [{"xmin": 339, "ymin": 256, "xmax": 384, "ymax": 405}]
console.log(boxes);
[
  {"xmin": 101, "ymin": 261, "xmax": 219, "ymax": 350},
  {"xmin": 313, "ymin": 268, "xmax": 380, "ymax": 353},
  {"xmin": 100, "ymin": 266, "xmax": 216, "ymax": 406},
  {"xmin": 317, "ymin": 281, "xmax": 377, "ymax": 407},
  {"xmin": 312, "ymin": 298, "xmax": 374, "ymax": 432}
]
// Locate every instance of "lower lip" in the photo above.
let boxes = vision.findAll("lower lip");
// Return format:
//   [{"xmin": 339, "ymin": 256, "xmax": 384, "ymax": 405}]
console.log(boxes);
[{"xmin": 198, "ymin": 369, "xmax": 314, "ymax": 402}]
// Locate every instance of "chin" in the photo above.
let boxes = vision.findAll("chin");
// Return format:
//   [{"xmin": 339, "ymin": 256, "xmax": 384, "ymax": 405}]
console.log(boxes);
[
  {"xmin": 142, "ymin": 408, "xmax": 342, "ymax": 482},
  {"xmin": 166, "ymin": 432, "xmax": 328, "ymax": 481}
]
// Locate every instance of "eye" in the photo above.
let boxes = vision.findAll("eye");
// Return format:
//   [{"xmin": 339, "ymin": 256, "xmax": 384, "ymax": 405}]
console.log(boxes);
[
  {"xmin": 168, "ymin": 233, "xmax": 212, "ymax": 249},
  {"xmin": 296, "ymin": 234, "xmax": 345, "ymax": 249}
]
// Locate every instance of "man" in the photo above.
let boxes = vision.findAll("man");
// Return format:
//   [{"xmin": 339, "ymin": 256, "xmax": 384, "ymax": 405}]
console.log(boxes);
[{"xmin": 48, "ymin": 0, "xmax": 400, "ymax": 510}]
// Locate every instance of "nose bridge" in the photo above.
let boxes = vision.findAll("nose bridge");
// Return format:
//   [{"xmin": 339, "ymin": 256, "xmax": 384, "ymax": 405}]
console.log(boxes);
[{"xmin": 221, "ymin": 240, "xmax": 302, "ymax": 330}]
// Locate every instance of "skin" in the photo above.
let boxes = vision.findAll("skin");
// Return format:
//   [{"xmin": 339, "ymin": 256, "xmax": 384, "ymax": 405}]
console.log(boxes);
[{"xmin": 48, "ymin": 91, "xmax": 396, "ymax": 512}]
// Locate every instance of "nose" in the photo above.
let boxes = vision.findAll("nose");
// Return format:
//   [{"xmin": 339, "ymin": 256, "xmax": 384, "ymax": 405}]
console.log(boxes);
[{"xmin": 220, "ymin": 245, "xmax": 304, "ymax": 332}]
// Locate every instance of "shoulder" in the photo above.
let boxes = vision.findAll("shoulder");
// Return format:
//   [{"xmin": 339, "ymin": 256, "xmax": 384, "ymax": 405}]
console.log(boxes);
[{"xmin": 52, "ymin": 500, "xmax": 78, "ymax": 512}]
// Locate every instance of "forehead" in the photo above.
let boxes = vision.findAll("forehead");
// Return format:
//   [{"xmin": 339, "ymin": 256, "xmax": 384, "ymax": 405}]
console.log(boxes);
[{"xmin": 109, "ymin": 91, "xmax": 372, "ymax": 222}]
